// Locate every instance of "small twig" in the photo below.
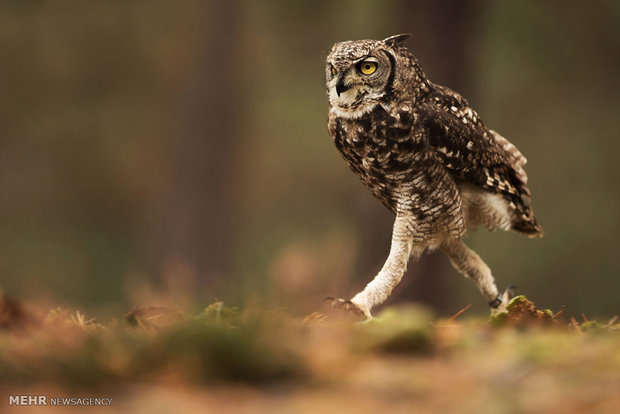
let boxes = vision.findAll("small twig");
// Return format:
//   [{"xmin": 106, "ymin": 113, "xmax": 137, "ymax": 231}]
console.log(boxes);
[
  {"xmin": 581, "ymin": 313, "xmax": 589, "ymax": 323},
  {"xmin": 570, "ymin": 316, "xmax": 582, "ymax": 333},
  {"xmin": 303, "ymin": 312, "xmax": 327, "ymax": 324},
  {"xmin": 449, "ymin": 304, "xmax": 472, "ymax": 321}
]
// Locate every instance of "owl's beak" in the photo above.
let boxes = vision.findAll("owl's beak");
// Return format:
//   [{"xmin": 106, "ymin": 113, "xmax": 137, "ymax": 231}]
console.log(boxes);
[{"xmin": 335, "ymin": 74, "xmax": 351, "ymax": 96}]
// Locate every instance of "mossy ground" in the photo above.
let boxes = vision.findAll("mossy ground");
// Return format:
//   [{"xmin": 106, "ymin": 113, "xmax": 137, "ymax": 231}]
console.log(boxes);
[{"xmin": 1, "ymin": 295, "xmax": 618, "ymax": 413}]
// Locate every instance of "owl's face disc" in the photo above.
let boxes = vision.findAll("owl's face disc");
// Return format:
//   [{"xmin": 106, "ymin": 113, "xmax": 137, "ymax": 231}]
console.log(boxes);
[{"xmin": 326, "ymin": 38, "xmax": 396, "ymax": 117}]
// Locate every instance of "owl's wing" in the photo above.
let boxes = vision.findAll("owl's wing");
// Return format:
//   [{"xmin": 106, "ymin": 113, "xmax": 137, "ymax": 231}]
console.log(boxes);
[{"xmin": 416, "ymin": 84, "xmax": 541, "ymax": 235}]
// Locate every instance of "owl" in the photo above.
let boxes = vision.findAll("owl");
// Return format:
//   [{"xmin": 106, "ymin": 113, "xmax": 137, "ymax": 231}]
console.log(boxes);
[{"xmin": 324, "ymin": 34, "xmax": 542, "ymax": 319}]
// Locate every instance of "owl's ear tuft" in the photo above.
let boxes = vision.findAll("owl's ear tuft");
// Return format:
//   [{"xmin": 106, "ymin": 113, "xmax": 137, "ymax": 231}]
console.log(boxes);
[{"xmin": 383, "ymin": 33, "xmax": 411, "ymax": 47}]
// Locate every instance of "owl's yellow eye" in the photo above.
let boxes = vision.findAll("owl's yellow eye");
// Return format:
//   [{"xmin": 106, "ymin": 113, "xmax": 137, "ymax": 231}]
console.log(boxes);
[
  {"xmin": 359, "ymin": 61, "xmax": 377, "ymax": 75},
  {"xmin": 330, "ymin": 65, "xmax": 336, "ymax": 77}
]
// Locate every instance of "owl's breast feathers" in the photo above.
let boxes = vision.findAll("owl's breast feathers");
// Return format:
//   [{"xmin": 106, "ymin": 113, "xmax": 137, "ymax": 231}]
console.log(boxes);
[
  {"xmin": 328, "ymin": 83, "xmax": 542, "ymax": 237},
  {"xmin": 328, "ymin": 103, "xmax": 465, "ymax": 240}
]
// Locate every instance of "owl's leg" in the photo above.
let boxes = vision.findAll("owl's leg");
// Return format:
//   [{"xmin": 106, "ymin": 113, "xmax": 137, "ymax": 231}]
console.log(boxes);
[
  {"xmin": 349, "ymin": 214, "xmax": 417, "ymax": 319},
  {"xmin": 441, "ymin": 238, "xmax": 512, "ymax": 312}
]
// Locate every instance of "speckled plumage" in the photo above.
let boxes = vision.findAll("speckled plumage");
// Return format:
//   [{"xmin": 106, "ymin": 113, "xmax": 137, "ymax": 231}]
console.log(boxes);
[{"xmin": 325, "ymin": 34, "xmax": 542, "ymax": 319}]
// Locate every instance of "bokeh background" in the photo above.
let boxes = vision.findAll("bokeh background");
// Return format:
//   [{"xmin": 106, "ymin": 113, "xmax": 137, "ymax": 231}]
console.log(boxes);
[{"xmin": 1, "ymin": 0, "xmax": 618, "ymax": 319}]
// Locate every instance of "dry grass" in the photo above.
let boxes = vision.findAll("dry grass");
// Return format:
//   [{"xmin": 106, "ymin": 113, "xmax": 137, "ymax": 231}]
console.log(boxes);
[{"xmin": 1, "ymin": 294, "xmax": 619, "ymax": 413}]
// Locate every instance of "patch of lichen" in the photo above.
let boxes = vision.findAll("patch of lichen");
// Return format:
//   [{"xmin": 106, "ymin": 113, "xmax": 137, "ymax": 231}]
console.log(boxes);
[{"xmin": 491, "ymin": 295, "xmax": 558, "ymax": 327}]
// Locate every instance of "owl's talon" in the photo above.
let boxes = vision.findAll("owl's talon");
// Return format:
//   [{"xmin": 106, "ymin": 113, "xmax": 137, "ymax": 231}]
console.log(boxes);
[
  {"xmin": 322, "ymin": 296, "xmax": 367, "ymax": 320},
  {"xmin": 505, "ymin": 285, "xmax": 517, "ymax": 300},
  {"xmin": 490, "ymin": 285, "xmax": 517, "ymax": 314}
]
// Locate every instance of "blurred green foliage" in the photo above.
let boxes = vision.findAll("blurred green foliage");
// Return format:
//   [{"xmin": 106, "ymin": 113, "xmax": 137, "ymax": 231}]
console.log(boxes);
[
  {"xmin": 0, "ymin": 299, "xmax": 618, "ymax": 403},
  {"xmin": 1, "ymin": 302, "xmax": 307, "ymax": 387}
]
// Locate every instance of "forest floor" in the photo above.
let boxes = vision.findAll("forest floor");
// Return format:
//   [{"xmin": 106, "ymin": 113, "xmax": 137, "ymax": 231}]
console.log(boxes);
[{"xmin": 1, "ymin": 295, "xmax": 619, "ymax": 414}]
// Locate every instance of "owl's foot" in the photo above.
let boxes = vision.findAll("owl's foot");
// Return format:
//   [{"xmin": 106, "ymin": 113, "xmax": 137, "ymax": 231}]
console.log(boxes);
[
  {"xmin": 322, "ymin": 296, "xmax": 368, "ymax": 321},
  {"xmin": 489, "ymin": 285, "xmax": 516, "ymax": 315}
]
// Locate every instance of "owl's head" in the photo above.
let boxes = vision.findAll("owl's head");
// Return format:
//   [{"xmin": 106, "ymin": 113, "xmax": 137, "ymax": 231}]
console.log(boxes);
[{"xmin": 326, "ymin": 34, "xmax": 416, "ymax": 117}]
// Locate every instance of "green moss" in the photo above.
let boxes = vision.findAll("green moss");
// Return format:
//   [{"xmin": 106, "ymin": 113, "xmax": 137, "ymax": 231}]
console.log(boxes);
[
  {"xmin": 580, "ymin": 321, "xmax": 605, "ymax": 331},
  {"xmin": 197, "ymin": 301, "xmax": 241, "ymax": 326},
  {"xmin": 354, "ymin": 305, "xmax": 433, "ymax": 353},
  {"xmin": 543, "ymin": 309, "xmax": 554, "ymax": 318},
  {"xmin": 505, "ymin": 295, "xmax": 530, "ymax": 312},
  {"xmin": 489, "ymin": 295, "xmax": 559, "ymax": 326},
  {"xmin": 138, "ymin": 318, "xmax": 303, "ymax": 383},
  {"xmin": 489, "ymin": 311, "xmax": 508, "ymax": 326}
]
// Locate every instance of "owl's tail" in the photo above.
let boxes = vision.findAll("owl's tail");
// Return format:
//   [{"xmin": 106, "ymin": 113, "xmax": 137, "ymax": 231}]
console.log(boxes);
[
  {"xmin": 512, "ymin": 212, "xmax": 543, "ymax": 238},
  {"xmin": 489, "ymin": 130, "xmax": 529, "ymax": 184}
]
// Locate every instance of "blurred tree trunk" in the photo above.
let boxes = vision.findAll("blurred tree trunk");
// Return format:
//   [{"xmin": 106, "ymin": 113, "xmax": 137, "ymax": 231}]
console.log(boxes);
[
  {"xmin": 153, "ymin": 2, "xmax": 244, "ymax": 293},
  {"xmin": 357, "ymin": 0, "xmax": 483, "ymax": 314}
]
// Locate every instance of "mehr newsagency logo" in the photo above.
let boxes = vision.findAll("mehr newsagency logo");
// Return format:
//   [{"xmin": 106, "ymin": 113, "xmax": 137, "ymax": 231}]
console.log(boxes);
[{"xmin": 9, "ymin": 395, "xmax": 112, "ymax": 406}]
